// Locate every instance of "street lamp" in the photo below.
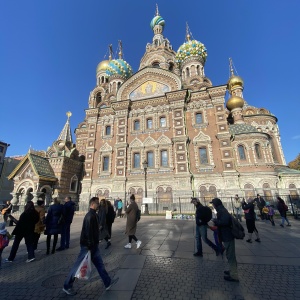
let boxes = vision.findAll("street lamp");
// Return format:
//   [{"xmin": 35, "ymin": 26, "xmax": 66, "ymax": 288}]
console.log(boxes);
[{"xmin": 142, "ymin": 160, "xmax": 149, "ymax": 215}]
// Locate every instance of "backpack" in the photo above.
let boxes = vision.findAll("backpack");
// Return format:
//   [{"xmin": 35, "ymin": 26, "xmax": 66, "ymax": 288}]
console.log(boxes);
[
  {"xmin": 231, "ymin": 216, "xmax": 245, "ymax": 239},
  {"xmin": 136, "ymin": 209, "xmax": 141, "ymax": 222},
  {"xmin": 200, "ymin": 206, "xmax": 212, "ymax": 223},
  {"xmin": 283, "ymin": 204, "xmax": 288, "ymax": 211},
  {"xmin": 0, "ymin": 234, "xmax": 9, "ymax": 249}
]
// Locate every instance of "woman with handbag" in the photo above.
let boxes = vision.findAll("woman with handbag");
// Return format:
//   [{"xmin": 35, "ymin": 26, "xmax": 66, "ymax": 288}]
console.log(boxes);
[
  {"xmin": 45, "ymin": 198, "xmax": 63, "ymax": 254},
  {"xmin": 277, "ymin": 196, "xmax": 291, "ymax": 227},
  {"xmin": 33, "ymin": 199, "xmax": 45, "ymax": 251}
]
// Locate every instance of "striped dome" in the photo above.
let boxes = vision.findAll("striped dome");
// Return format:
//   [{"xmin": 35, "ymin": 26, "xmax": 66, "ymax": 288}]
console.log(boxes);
[
  {"xmin": 150, "ymin": 15, "xmax": 165, "ymax": 30},
  {"xmin": 105, "ymin": 59, "xmax": 133, "ymax": 79}
]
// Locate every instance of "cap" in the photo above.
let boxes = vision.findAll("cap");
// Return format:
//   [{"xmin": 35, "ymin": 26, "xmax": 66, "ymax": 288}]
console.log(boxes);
[
  {"xmin": 190, "ymin": 197, "xmax": 200, "ymax": 204},
  {"xmin": 210, "ymin": 198, "xmax": 223, "ymax": 207}
]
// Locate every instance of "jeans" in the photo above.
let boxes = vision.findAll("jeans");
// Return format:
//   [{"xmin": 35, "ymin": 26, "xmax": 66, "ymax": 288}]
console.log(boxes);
[
  {"xmin": 8, "ymin": 234, "xmax": 35, "ymax": 261},
  {"xmin": 195, "ymin": 224, "xmax": 217, "ymax": 254},
  {"xmin": 281, "ymin": 216, "xmax": 290, "ymax": 225},
  {"xmin": 64, "ymin": 245, "xmax": 111, "ymax": 289},
  {"xmin": 224, "ymin": 239, "xmax": 238, "ymax": 280},
  {"xmin": 60, "ymin": 223, "xmax": 71, "ymax": 248},
  {"xmin": 234, "ymin": 208, "xmax": 242, "ymax": 221}
]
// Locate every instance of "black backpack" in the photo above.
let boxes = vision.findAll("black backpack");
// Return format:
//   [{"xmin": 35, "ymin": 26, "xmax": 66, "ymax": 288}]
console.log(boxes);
[{"xmin": 231, "ymin": 216, "xmax": 245, "ymax": 239}]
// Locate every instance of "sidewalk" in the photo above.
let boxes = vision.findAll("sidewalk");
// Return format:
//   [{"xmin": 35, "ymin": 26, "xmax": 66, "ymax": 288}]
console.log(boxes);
[{"xmin": 1, "ymin": 215, "xmax": 300, "ymax": 300}]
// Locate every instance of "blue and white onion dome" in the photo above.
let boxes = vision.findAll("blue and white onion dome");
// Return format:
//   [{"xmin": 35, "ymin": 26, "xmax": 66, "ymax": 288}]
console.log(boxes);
[
  {"xmin": 105, "ymin": 59, "xmax": 133, "ymax": 79},
  {"xmin": 150, "ymin": 15, "xmax": 165, "ymax": 31},
  {"xmin": 176, "ymin": 40, "xmax": 207, "ymax": 65}
]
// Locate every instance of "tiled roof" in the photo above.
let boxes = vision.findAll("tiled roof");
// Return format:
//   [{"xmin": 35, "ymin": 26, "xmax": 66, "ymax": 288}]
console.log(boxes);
[{"xmin": 229, "ymin": 124, "xmax": 259, "ymax": 135}]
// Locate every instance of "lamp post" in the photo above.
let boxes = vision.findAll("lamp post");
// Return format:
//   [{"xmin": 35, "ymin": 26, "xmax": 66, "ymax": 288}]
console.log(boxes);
[{"xmin": 142, "ymin": 160, "xmax": 149, "ymax": 215}]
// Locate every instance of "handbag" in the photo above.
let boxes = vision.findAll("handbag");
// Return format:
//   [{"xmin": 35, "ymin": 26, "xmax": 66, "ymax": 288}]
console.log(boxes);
[{"xmin": 74, "ymin": 251, "xmax": 92, "ymax": 280}]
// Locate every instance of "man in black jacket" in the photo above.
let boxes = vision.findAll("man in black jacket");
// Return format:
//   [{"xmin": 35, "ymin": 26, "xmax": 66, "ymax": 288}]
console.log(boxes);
[
  {"xmin": 211, "ymin": 198, "xmax": 239, "ymax": 282},
  {"xmin": 191, "ymin": 197, "xmax": 219, "ymax": 257},
  {"xmin": 254, "ymin": 194, "xmax": 266, "ymax": 220},
  {"xmin": 63, "ymin": 197, "xmax": 118, "ymax": 296}
]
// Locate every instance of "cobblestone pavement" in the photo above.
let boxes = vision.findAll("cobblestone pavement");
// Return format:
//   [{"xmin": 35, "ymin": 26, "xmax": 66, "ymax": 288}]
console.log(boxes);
[{"xmin": 0, "ymin": 215, "xmax": 300, "ymax": 299}]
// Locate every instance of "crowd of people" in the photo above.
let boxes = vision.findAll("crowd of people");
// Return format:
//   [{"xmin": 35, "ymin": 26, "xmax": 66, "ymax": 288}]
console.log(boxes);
[{"xmin": 0, "ymin": 192, "xmax": 294, "ymax": 291}]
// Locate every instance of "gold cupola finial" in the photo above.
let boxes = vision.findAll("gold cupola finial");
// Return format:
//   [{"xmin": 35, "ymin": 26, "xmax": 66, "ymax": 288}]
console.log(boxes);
[
  {"xmin": 227, "ymin": 57, "xmax": 244, "ymax": 94},
  {"xmin": 155, "ymin": 3, "xmax": 160, "ymax": 16},
  {"xmin": 186, "ymin": 22, "xmax": 191, "ymax": 41},
  {"xmin": 66, "ymin": 111, "xmax": 72, "ymax": 119},
  {"xmin": 118, "ymin": 40, "xmax": 123, "ymax": 59},
  {"xmin": 229, "ymin": 57, "xmax": 234, "ymax": 76},
  {"xmin": 108, "ymin": 44, "xmax": 113, "ymax": 60}
]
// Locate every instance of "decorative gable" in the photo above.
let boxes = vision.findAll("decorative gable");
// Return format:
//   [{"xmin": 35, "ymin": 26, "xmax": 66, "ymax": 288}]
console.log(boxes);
[
  {"xmin": 129, "ymin": 138, "xmax": 143, "ymax": 148},
  {"xmin": 100, "ymin": 143, "xmax": 112, "ymax": 152}
]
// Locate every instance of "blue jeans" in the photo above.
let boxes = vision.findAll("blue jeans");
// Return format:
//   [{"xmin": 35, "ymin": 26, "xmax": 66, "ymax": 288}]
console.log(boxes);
[
  {"xmin": 195, "ymin": 224, "xmax": 217, "ymax": 254},
  {"xmin": 60, "ymin": 223, "xmax": 71, "ymax": 248},
  {"xmin": 234, "ymin": 208, "xmax": 242, "ymax": 221},
  {"xmin": 64, "ymin": 245, "xmax": 111, "ymax": 289}
]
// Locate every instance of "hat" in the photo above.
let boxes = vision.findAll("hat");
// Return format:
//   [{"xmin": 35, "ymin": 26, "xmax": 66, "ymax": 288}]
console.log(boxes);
[
  {"xmin": 210, "ymin": 198, "xmax": 223, "ymax": 207},
  {"xmin": 190, "ymin": 197, "xmax": 200, "ymax": 204}
]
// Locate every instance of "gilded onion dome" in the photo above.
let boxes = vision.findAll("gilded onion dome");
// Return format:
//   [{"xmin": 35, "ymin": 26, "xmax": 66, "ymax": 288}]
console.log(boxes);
[
  {"xmin": 96, "ymin": 60, "xmax": 109, "ymax": 73},
  {"xmin": 226, "ymin": 96, "xmax": 245, "ymax": 111},
  {"xmin": 176, "ymin": 39, "xmax": 207, "ymax": 65},
  {"xmin": 105, "ymin": 59, "xmax": 133, "ymax": 79},
  {"xmin": 227, "ymin": 75, "xmax": 244, "ymax": 93}
]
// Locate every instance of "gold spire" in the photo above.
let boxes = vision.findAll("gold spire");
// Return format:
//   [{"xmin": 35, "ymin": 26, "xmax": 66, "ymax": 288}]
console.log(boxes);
[
  {"xmin": 109, "ymin": 44, "xmax": 113, "ymax": 60},
  {"xmin": 186, "ymin": 22, "xmax": 191, "ymax": 41},
  {"xmin": 66, "ymin": 111, "xmax": 72, "ymax": 119},
  {"xmin": 229, "ymin": 57, "xmax": 234, "ymax": 76},
  {"xmin": 155, "ymin": 3, "xmax": 159, "ymax": 16},
  {"xmin": 227, "ymin": 57, "xmax": 244, "ymax": 93},
  {"xmin": 118, "ymin": 40, "xmax": 123, "ymax": 59}
]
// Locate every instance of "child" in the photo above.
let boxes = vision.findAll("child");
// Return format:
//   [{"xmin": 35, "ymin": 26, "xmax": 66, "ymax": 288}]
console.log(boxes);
[
  {"xmin": 266, "ymin": 203, "xmax": 275, "ymax": 226},
  {"xmin": 0, "ymin": 222, "xmax": 10, "ymax": 268}
]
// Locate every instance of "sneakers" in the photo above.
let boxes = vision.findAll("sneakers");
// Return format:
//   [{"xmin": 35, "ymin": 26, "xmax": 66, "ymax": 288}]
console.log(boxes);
[
  {"xmin": 124, "ymin": 243, "xmax": 132, "ymax": 249},
  {"xmin": 26, "ymin": 258, "xmax": 36, "ymax": 263},
  {"xmin": 62, "ymin": 287, "xmax": 77, "ymax": 296},
  {"xmin": 136, "ymin": 240, "xmax": 142, "ymax": 249},
  {"xmin": 224, "ymin": 270, "xmax": 230, "ymax": 275},
  {"xmin": 106, "ymin": 277, "xmax": 119, "ymax": 290},
  {"xmin": 246, "ymin": 239, "xmax": 252, "ymax": 243},
  {"xmin": 255, "ymin": 238, "xmax": 261, "ymax": 243},
  {"xmin": 193, "ymin": 252, "xmax": 203, "ymax": 257},
  {"xmin": 287, "ymin": 224, "xmax": 291, "ymax": 227},
  {"xmin": 105, "ymin": 241, "xmax": 111, "ymax": 249},
  {"xmin": 280, "ymin": 224, "xmax": 284, "ymax": 227},
  {"xmin": 224, "ymin": 275, "xmax": 239, "ymax": 282},
  {"xmin": 5, "ymin": 259, "xmax": 13, "ymax": 263}
]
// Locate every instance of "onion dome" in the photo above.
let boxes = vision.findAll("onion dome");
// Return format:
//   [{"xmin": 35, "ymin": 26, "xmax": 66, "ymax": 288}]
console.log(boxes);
[
  {"xmin": 227, "ymin": 75, "xmax": 244, "ymax": 92},
  {"xmin": 96, "ymin": 60, "xmax": 109, "ymax": 73},
  {"xmin": 105, "ymin": 59, "xmax": 133, "ymax": 79},
  {"xmin": 150, "ymin": 15, "xmax": 165, "ymax": 31},
  {"xmin": 226, "ymin": 96, "xmax": 245, "ymax": 111},
  {"xmin": 176, "ymin": 39, "xmax": 207, "ymax": 65}
]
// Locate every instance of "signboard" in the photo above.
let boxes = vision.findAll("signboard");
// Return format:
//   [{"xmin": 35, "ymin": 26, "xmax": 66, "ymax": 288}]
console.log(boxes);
[{"xmin": 143, "ymin": 197, "xmax": 153, "ymax": 204}]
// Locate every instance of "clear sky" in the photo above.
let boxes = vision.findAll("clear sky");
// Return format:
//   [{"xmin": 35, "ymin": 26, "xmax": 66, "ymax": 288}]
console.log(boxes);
[{"xmin": 1, "ymin": 0, "xmax": 299, "ymax": 163}]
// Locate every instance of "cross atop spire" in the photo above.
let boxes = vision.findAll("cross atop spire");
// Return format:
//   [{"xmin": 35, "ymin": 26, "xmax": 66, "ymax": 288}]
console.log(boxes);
[
  {"xmin": 118, "ymin": 40, "xmax": 123, "ymax": 59},
  {"xmin": 57, "ymin": 112, "xmax": 73, "ymax": 143},
  {"xmin": 229, "ymin": 58, "xmax": 235, "ymax": 76},
  {"xmin": 186, "ymin": 22, "xmax": 193, "ymax": 41},
  {"xmin": 109, "ymin": 44, "xmax": 113, "ymax": 60},
  {"xmin": 155, "ymin": 3, "xmax": 160, "ymax": 16}
]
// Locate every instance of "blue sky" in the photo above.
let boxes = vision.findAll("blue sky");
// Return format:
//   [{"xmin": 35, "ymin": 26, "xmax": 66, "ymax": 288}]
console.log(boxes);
[{"xmin": 1, "ymin": 0, "xmax": 299, "ymax": 163}]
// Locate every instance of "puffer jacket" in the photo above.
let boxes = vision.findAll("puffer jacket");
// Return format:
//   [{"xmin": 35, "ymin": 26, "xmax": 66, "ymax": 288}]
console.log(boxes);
[{"xmin": 80, "ymin": 208, "xmax": 99, "ymax": 249}]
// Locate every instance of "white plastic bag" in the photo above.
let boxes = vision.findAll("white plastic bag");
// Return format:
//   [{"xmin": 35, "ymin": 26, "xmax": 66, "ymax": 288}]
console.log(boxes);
[{"xmin": 74, "ymin": 251, "xmax": 92, "ymax": 280}]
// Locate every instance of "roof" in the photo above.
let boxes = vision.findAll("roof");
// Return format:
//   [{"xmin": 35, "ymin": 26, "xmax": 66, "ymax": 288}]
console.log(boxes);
[
  {"xmin": 275, "ymin": 166, "xmax": 300, "ymax": 175},
  {"xmin": 8, "ymin": 153, "xmax": 57, "ymax": 181},
  {"xmin": 229, "ymin": 124, "xmax": 259, "ymax": 135}
]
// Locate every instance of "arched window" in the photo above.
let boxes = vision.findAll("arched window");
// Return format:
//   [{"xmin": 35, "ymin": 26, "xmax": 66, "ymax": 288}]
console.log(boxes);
[
  {"xmin": 103, "ymin": 156, "xmax": 109, "ymax": 171},
  {"xmin": 255, "ymin": 143, "xmax": 261, "ymax": 159},
  {"xmin": 196, "ymin": 65, "xmax": 200, "ymax": 76},
  {"xmin": 133, "ymin": 153, "xmax": 140, "ymax": 168},
  {"xmin": 199, "ymin": 147, "xmax": 208, "ymax": 164},
  {"xmin": 147, "ymin": 151, "xmax": 154, "ymax": 167},
  {"xmin": 70, "ymin": 175, "xmax": 78, "ymax": 192},
  {"xmin": 147, "ymin": 118, "xmax": 153, "ymax": 129},
  {"xmin": 160, "ymin": 116, "xmax": 166, "ymax": 128},
  {"xmin": 238, "ymin": 145, "xmax": 246, "ymax": 160},
  {"xmin": 169, "ymin": 63, "xmax": 174, "ymax": 71},
  {"xmin": 152, "ymin": 61, "xmax": 160, "ymax": 68},
  {"xmin": 134, "ymin": 120, "xmax": 140, "ymax": 131},
  {"xmin": 186, "ymin": 67, "xmax": 190, "ymax": 77},
  {"xmin": 105, "ymin": 125, "xmax": 111, "ymax": 135},
  {"xmin": 195, "ymin": 113, "xmax": 203, "ymax": 124},
  {"xmin": 161, "ymin": 150, "xmax": 168, "ymax": 167}
]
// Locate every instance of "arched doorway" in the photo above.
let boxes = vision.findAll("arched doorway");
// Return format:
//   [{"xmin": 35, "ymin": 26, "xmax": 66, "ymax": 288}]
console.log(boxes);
[{"xmin": 128, "ymin": 187, "xmax": 143, "ymax": 204}]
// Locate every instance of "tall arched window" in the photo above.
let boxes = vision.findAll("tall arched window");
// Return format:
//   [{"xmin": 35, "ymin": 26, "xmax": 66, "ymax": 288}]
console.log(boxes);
[
  {"xmin": 186, "ymin": 67, "xmax": 190, "ymax": 77},
  {"xmin": 105, "ymin": 126, "xmax": 111, "ymax": 135},
  {"xmin": 255, "ymin": 143, "xmax": 261, "ymax": 159},
  {"xmin": 238, "ymin": 145, "xmax": 246, "ymax": 160},
  {"xmin": 134, "ymin": 120, "xmax": 140, "ymax": 131},
  {"xmin": 70, "ymin": 175, "xmax": 78, "ymax": 192}
]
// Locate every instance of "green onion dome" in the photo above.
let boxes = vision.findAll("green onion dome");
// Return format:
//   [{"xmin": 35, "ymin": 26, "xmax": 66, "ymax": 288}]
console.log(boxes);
[
  {"xmin": 150, "ymin": 15, "xmax": 165, "ymax": 31},
  {"xmin": 176, "ymin": 40, "xmax": 207, "ymax": 65},
  {"xmin": 105, "ymin": 59, "xmax": 133, "ymax": 79}
]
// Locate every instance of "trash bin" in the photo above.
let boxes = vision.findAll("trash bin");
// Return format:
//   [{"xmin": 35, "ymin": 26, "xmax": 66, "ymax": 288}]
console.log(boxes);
[{"xmin": 165, "ymin": 210, "xmax": 172, "ymax": 219}]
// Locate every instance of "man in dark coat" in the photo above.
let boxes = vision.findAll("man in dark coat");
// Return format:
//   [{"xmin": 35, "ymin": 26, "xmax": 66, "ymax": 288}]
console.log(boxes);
[
  {"xmin": 191, "ymin": 197, "xmax": 219, "ymax": 257},
  {"xmin": 63, "ymin": 197, "xmax": 118, "ymax": 296},
  {"xmin": 57, "ymin": 196, "xmax": 75, "ymax": 251},
  {"xmin": 254, "ymin": 194, "xmax": 266, "ymax": 220},
  {"xmin": 211, "ymin": 198, "xmax": 239, "ymax": 282}
]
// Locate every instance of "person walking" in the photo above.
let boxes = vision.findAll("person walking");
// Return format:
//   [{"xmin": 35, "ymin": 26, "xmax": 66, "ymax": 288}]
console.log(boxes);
[
  {"xmin": 233, "ymin": 195, "xmax": 242, "ymax": 222},
  {"xmin": 124, "ymin": 194, "xmax": 141, "ymax": 249},
  {"xmin": 98, "ymin": 199, "xmax": 110, "ymax": 242},
  {"xmin": 242, "ymin": 198, "xmax": 261, "ymax": 243},
  {"xmin": 191, "ymin": 197, "xmax": 219, "ymax": 257},
  {"xmin": 211, "ymin": 198, "xmax": 239, "ymax": 282},
  {"xmin": 57, "ymin": 196, "xmax": 75, "ymax": 251},
  {"xmin": 277, "ymin": 196, "xmax": 291, "ymax": 227},
  {"xmin": 266, "ymin": 202, "xmax": 275, "ymax": 226},
  {"xmin": 1, "ymin": 200, "xmax": 13, "ymax": 225},
  {"xmin": 6, "ymin": 201, "xmax": 39, "ymax": 263},
  {"xmin": 33, "ymin": 199, "xmax": 45, "ymax": 251},
  {"xmin": 0, "ymin": 222, "xmax": 10, "ymax": 268},
  {"xmin": 104, "ymin": 200, "xmax": 115, "ymax": 249},
  {"xmin": 254, "ymin": 194, "xmax": 266, "ymax": 220},
  {"xmin": 45, "ymin": 198, "xmax": 63, "ymax": 255},
  {"xmin": 62, "ymin": 197, "xmax": 118, "ymax": 296},
  {"xmin": 117, "ymin": 199, "xmax": 123, "ymax": 218}
]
